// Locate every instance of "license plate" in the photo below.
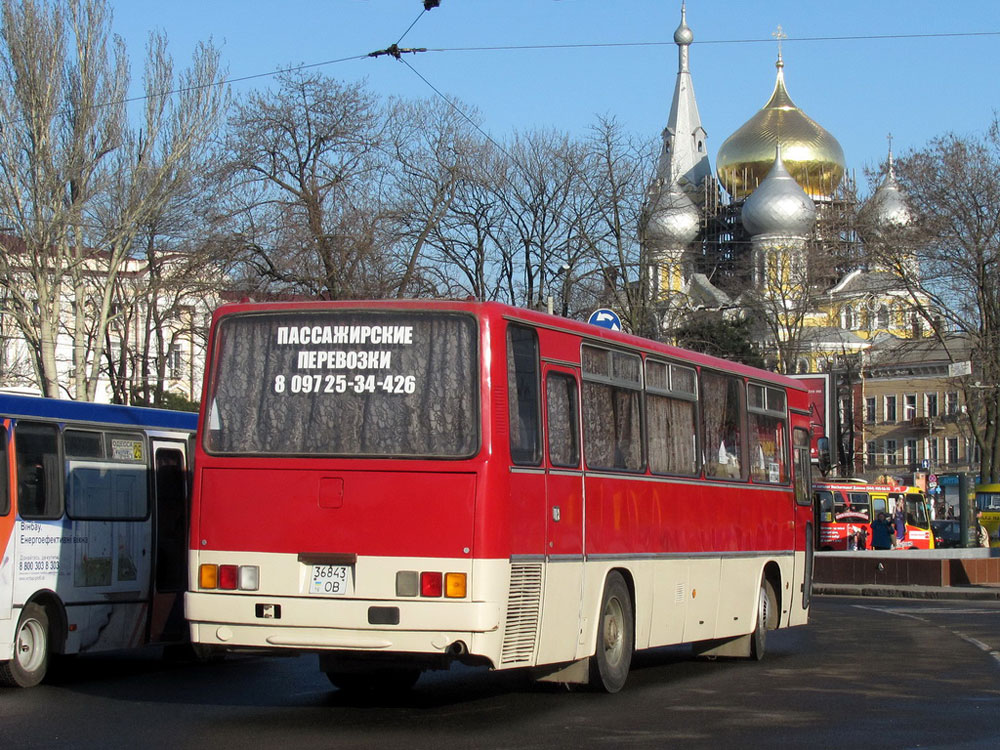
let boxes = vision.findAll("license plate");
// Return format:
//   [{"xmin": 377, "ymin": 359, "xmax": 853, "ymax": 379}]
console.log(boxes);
[{"xmin": 309, "ymin": 564, "xmax": 352, "ymax": 595}]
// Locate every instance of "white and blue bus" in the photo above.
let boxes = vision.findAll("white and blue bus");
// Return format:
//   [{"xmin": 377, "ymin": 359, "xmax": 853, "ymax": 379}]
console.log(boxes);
[{"xmin": 0, "ymin": 393, "xmax": 196, "ymax": 687}]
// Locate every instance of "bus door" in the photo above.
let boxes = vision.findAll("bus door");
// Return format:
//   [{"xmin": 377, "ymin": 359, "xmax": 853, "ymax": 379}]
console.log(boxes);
[
  {"xmin": 870, "ymin": 492, "xmax": 889, "ymax": 518},
  {"xmin": 792, "ymin": 427, "xmax": 814, "ymax": 610},
  {"xmin": 539, "ymin": 365, "xmax": 585, "ymax": 664},
  {"xmin": 149, "ymin": 440, "xmax": 190, "ymax": 643},
  {"xmin": 0, "ymin": 420, "xmax": 12, "ymax": 624}
]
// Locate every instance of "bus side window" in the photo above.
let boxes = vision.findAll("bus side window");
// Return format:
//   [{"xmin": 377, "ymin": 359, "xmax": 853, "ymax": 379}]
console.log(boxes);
[
  {"xmin": 507, "ymin": 325, "xmax": 541, "ymax": 466},
  {"xmin": 871, "ymin": 495, "xmax": 886, "ymax": 517},
  {"xmin": 793, "ymin": 427, "xmax": 811, "ymax": 505},
  {"xmin": 701, "ymin": 371, "xmax": 745, "ymax": 480},
  {"xmin": 15, "ymin": 422, "xmax": 62, "ymax": 519},
  {"xmin": 815, "ymin": 491, "xmax": 834, "ymax": 522},
  {"xmin": 849, "ymin": 492, "xmax": 871, "ymax": 520},
  {"xmin": 546, "ymin": 372, "xmax": 579, "ymax": 468},
  {"xmin": 0, "ymin": 425, "xmax": 8, "ymax": 516}
]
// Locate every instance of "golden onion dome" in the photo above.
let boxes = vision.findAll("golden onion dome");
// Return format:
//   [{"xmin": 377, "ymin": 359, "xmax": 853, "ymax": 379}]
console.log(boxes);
[{"xmin": 717, "ymin": 57, "xmax": 845, "ymax": 201}]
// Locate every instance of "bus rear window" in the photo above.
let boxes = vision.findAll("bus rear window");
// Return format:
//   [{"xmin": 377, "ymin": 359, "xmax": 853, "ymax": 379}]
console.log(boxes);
[{"xmin": 205, "ymin": 310, "xmax": 479, "ymax": 457}]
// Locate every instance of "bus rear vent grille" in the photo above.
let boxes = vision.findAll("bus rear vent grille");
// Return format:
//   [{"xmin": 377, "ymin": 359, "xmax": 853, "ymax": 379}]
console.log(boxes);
[{"xmin": 500, "ymin": 563, "xmax": 542, "ymax": 665}]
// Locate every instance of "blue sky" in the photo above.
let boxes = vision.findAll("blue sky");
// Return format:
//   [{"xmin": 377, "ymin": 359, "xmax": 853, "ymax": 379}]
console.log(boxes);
[{"xmin": 108, "ymin": 0, "xmax": 999, "ymax": 195}]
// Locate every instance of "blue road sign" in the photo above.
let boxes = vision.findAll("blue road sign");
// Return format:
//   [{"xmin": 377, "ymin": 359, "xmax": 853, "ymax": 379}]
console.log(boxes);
[{"xmin": 588, "ymin": 309, "xmax": 622, "ymax": 331}]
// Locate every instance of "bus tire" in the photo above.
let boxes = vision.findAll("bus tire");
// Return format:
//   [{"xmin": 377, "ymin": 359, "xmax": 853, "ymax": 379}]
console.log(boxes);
[
  {"xmin": 750, "ymin": 577, "xmax": 777, "ymax": 661},
  {"xmin": 589, "ymin": 571, "xmax": 633, "ymax": 693},
  {"xmin": 0, "ymin": 603, "xmax": 50, "ymax": 688}
]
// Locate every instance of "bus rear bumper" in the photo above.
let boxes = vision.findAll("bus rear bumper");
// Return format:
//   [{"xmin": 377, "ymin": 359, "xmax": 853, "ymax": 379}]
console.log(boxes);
[{"xmin": 184, "ymin": 591, "xmax": 502, "ymax": 656}]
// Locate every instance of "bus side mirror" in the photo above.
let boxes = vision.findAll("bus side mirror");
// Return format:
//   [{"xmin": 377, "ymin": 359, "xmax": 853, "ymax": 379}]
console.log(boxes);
[{"xmin": 816, "ymin": 437, "xmax": 832, "ymax": 477}]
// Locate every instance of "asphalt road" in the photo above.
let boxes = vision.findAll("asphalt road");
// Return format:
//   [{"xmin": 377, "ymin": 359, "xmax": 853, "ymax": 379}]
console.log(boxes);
[{"xmin": 2, "ymin": 596, "xmax": 999, "ymax": 750}]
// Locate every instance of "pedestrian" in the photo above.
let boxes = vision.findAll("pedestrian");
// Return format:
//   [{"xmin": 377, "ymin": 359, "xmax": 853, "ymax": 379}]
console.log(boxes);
[
  {"xmin": 893, "ymin": 498, "xmax": 906, "ymax": 548},
  {"xmin": 871, "ymin": 512, "xmax": 894, "ymax": 550},
  {"xmin": 975, "ymin": 510, "xmax": 990, "ymax": 548}
]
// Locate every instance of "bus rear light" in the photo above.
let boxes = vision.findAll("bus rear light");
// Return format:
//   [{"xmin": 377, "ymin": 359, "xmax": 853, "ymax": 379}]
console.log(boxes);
[
  {"xmin": 219, "ymin": 565, "xmax": 239, "ymax": 590},
  {"xmin": 445, "ymin": 572, "xmax": 467, "ymax": 598},
  {"xmin": 199, "ymin": 564, "xmax": 218, "ymax": 589},
  {"xmin": 239, "ymin": 565, "xmax": 260, "ymax": 591},
  {"xmin": 396, "ymin": 571, "xmax": 419, "ymax": 597},
  {"xmin": 420, "ymin": 571, "xmax": 443, "ymax": 597},
  {"xmin": 199, "ymin": 563, "xmax": 259, "ymax": 591}
]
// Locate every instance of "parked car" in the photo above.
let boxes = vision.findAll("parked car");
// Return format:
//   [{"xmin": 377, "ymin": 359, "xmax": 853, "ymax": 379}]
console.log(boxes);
[{"xmin": 931, "ymin": 519, "xmax": 963, "ymax": 548}]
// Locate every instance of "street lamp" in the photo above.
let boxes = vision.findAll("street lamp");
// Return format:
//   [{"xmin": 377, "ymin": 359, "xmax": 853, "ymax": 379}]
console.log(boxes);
[{"xmin": 546, "ymin": 263, "xmax": 571, "ymax": 316}]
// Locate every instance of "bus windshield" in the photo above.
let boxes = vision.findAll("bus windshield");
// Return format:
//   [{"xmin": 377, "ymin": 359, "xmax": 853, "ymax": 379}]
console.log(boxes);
[
  {"xmin": 977, "ymin": 490, "xmax": 1000, "ymax": 511},
  {"xmin": 205, "ymin": 310, "xmax": 480, "ymax": 458},
  {"xmin": 893, "ymin": 492, "xmax": 930, "ymax": 528}
]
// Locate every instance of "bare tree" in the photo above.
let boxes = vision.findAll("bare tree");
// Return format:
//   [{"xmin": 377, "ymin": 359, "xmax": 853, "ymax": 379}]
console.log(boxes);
[
  {"xmin": 422, "ymin": 140, "xmax": 512, "ymax": 301},
  {"xmin": 385, "ymin": 97, "xmax": 488, "ymax": 299},
  {"xmin": 487, "ymin": 129, "xmax": 588, "ymax": 310},
  {"xmin": 573, "ymin": 116, "xmax": 653, "ymax": 332},
  {"xmin": 874, "ymin": 119, "xmax": 1000, "ymax": 481},
  {"xmin": 221, "ymin": 70, "xmax": 395, "ymax": 299},
  {"xmin": 0, "ymin": 0, "xmax": 227, "ymax": 400}
]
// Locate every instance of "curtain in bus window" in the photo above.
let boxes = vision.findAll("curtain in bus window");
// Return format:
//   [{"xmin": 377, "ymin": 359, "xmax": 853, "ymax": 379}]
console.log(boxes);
[
  {"xmin": 793, "ymin": 427, "xmax": 811, "ymax": 505},
  {"xmin": 507, "ymin": 325, "xmax": 541, "ymax": 465},
  {"xmin": 206, "ymin": 311, "xmax": 478, "ymax": 457},
  {"xmin": 583, "ymin": 382, "xmax": 642, "ymax": 471},
  {"xmin": 546, "ymin": 372, "xmax": 579, "ymax": 468},
  {"xmin": 647, "ymin": 393, "xmax": 698, "ymax": 475},
  {"xmin": 701, "ymin": 373, "xmax": 743, "ymax": 479},
  {"xmin": 748, "ymin": 412, "xmax": 788, "ymax": 483}
]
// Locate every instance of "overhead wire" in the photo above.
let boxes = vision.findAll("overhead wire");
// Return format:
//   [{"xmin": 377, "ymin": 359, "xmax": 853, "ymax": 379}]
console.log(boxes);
[{"xmin": 98, "ymin": 28, "xmax": 1000, "ymax": 114}]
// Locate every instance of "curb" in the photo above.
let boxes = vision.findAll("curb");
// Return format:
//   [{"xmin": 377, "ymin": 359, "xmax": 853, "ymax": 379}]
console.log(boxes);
[{"xmin": 814, "ymin": 583, "xmax": 1000, "ymax": 600}]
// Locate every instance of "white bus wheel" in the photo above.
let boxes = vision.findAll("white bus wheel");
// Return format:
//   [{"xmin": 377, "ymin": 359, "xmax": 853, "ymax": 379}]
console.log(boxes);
[
  {"xmin": 0, "ymin": 603, "xmax": 50, "ymax": 688},
  {"xmin": 589, "ymin": 571, "xmax": 634, "ymax": 693}
]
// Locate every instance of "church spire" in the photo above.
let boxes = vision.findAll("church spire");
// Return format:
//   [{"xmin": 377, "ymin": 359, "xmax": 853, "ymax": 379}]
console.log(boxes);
[{"xmin": 652, "ymin": 1, "xmax": 712, "ymax": 200}]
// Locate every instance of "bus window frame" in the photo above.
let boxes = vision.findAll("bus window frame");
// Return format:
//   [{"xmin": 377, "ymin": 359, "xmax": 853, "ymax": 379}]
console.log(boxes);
[
  {"xmin": 507, "ymin": 323, "xmax": 543, "ymax": 467},
  {"xmin": 645, "ymin": 358, "xmax": 700, "ymax": 477},
  {"xmin": 580, "ymin": 343, "xmax": 644, "ymax": 473},
  {"xmin": 204, "ymin": 309, "xmax": 481, "ymax": 460},
  {"xmin": 545, "ymin": 370, "xmax": 580, "ymax": 469},
  {"xmin": 747, "ymin": 381, "xmax": 789, "ymax": 485},
  {"xmin": 700, "ymin": 369, "xmax": 747, "ymax": 482},
  {"xmin": 65, "ymin": 429, "xmax": 150, "ymax": 523},
  {"xmin": 0, "ymin": 421, "xmax": 8, "ymax": 516},
  {"xmin": 14, "ymin": 421, "xmax": 63, "ymax": 520},
  {"xmin": 793, "ymin": 426, "xmax": 812, "ymax": 506}
]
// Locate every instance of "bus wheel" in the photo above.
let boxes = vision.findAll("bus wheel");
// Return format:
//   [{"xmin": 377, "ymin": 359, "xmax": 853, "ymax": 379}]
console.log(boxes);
[
  {"xmin": 750, "ymin": 577, "xmax": 777, "ymax": 662},
  {"xmin": 0, "ymin": 603, "xmax": 50, "ymax": 688},
  {"xmin": 325, "ymin": 668, "xmax": 421, "ymax": 694},
  {"xmin": 589, "ymin": 571, "xmax": 633, "ymax": 693}
]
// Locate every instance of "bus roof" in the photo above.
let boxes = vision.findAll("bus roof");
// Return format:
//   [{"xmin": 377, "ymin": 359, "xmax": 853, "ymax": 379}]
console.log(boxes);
[
  {"xmin": 211, "ymin": 298, "xmax": 807, "ymax": 394},
  {"xmin": 0, "ymin": 393, "xmax": 197, "ymax": 432}
]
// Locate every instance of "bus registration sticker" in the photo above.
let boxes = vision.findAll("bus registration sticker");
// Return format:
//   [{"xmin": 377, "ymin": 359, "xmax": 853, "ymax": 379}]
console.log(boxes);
[{"xmin": 309, "ymin": 564, "xmax": 352, "ymax": 595}]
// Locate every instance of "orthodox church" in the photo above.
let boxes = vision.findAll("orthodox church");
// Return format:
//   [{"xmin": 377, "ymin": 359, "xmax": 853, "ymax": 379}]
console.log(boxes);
[{"xmin": 641, "ymin": 3, "xmax": 926, "ymax": 375}]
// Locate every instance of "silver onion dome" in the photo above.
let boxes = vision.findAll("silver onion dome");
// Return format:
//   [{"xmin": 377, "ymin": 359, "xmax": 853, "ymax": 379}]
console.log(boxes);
[
  {"xmin": 741, "ymin": 145, "xmax": 816, "ymax": 237},
  {"xmin": 645, "ymin": 183, "xmax": 701, "ymax": 244},
  {"xmin": 674, "ymin": 2, "xmax": 694, "ymax": 44},
  {"xmin": 868, "ymin": 149, "xmax": 911, "ymax": 227}
]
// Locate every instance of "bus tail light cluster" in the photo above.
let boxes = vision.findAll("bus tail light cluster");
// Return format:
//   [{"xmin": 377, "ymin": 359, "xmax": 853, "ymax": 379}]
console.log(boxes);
[
  {"xmin": 199, "ymin": 563, "xmax": 259, "ymax": 591},
  {"xmin": 395, "ymin": 570, "xmax": 466, "ymax": 598}
]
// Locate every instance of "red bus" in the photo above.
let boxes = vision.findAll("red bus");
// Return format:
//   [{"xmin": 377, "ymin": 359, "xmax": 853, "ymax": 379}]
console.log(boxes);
[
  {"xmin": 813, "ymin": 482, "xmax": 935, "ymax": 551},
  {"xmin": 185, "ymin": 300, "xmax": 816, "ymax": 693}
]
